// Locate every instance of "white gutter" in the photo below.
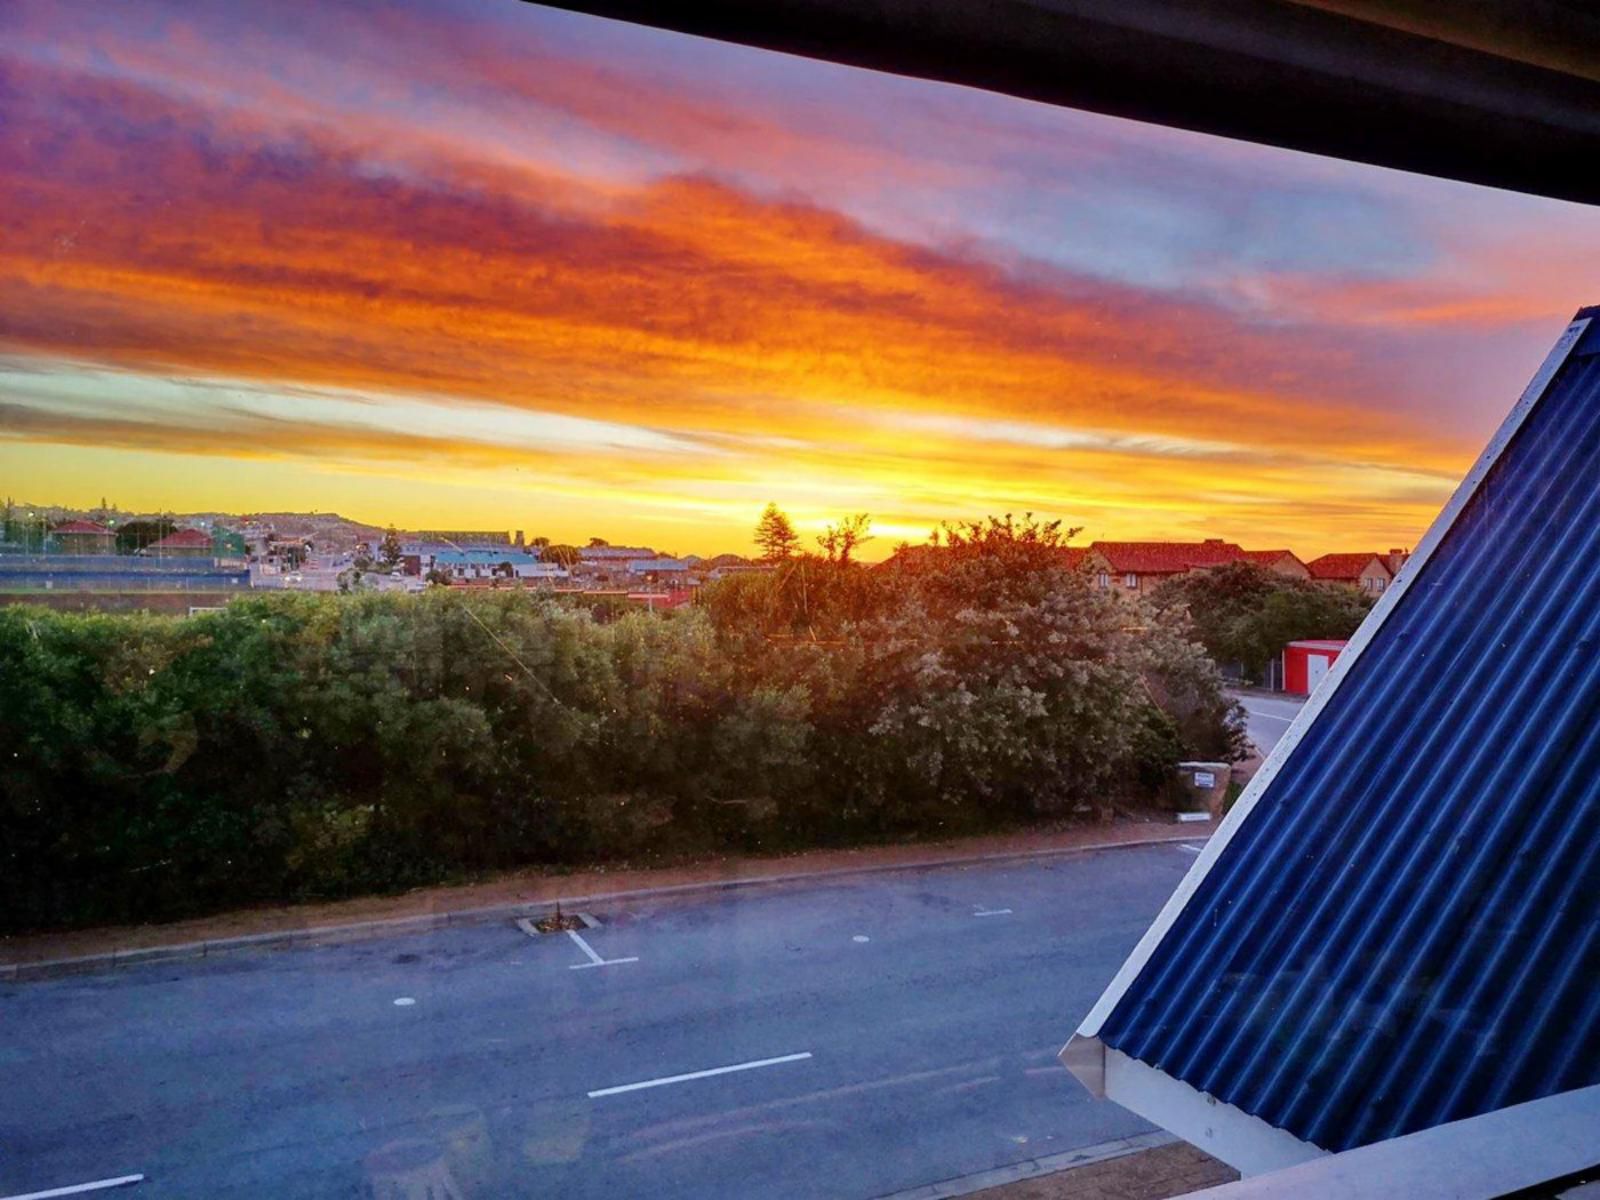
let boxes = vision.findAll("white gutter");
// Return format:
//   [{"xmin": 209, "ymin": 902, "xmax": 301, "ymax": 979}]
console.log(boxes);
[{"xmin": 1185, "ymin": 1083, "xmax": 1600, "ymax": 1200}]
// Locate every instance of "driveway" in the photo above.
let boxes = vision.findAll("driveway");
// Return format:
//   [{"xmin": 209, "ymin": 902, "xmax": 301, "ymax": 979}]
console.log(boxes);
[{"xmin": 0, "ymin": 844, "xmax": 1204, "ymax": 1200}]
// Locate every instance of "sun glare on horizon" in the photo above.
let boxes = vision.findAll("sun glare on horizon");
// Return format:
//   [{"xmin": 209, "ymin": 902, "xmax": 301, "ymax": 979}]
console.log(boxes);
[{"xmin": 2, "ymin": 0, "xmax": 1597, "ymax": 558}]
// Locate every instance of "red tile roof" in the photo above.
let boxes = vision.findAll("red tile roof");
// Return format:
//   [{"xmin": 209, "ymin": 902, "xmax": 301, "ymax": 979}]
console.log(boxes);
[
  {"xmin": 1089, "ymin": 540, "xmax": 1244, "ymax": 574},
  {"xmin": 51, "ymin": 519, "xmax": 113, "ymax": 534},
  {"xmin": 1306, "ymin": 552, "xmax": 1390, "ymax": 581},
  {"xmin": 1239, "ymin": 549, "xmax": 1299, "ymax": 567},
  {"xmin": 1060, "ymin": 546, "xmax": 1087, "ymax": 570},
  {"xmin": 147, "ymin": 528, "xmax": 214, "ymax": 550}
]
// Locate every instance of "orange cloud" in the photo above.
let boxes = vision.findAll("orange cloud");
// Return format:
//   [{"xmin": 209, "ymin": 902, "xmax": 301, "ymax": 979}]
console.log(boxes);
[{"xmin": 0, "ymin": 53, "xmax": 1494, "ymax": 554}]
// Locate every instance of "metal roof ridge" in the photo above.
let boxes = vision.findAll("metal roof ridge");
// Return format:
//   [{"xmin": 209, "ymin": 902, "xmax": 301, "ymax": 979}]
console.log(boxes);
[{"xmin": 1061, "ymin": 308, "xmax": 1595, "ymax": 1085}]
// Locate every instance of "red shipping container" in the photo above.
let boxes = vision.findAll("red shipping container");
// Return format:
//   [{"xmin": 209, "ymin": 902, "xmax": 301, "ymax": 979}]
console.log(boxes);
[{"xmin": 1283, "ymin": 639, "xmax": 1347, "ymax": 695}]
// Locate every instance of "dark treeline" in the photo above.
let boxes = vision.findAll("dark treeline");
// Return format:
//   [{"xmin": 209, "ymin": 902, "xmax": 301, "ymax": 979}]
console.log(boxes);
[
  {"xmin": 1150, "ymin": 561, "xmax": 1372, "ymax": 682},
  {"xmin": 0, "ymin": 516, "xmax": 1243, "ymax": 931}
]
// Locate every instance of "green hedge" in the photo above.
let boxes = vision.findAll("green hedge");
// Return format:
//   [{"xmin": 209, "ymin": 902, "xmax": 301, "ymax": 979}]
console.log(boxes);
[{"xmin": 0, "ymin": 531, "xmax": 1242, "ymax": 930}]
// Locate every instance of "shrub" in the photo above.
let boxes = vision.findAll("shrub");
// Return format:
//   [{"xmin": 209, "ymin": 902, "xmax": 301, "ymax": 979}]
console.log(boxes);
[{"xmin": 0, "ymin": 523, "xmax": 1242, "ymax": 930}]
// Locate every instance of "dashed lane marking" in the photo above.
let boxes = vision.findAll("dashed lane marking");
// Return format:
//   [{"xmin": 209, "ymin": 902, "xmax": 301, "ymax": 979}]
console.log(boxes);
[
  {"xmin": 588, "ymin": 1052, "xmax": 813, "ymax": 1099},
  {"xmin": 2, "ymin": 1175, "xmax": 145, "ymax": 1200}
]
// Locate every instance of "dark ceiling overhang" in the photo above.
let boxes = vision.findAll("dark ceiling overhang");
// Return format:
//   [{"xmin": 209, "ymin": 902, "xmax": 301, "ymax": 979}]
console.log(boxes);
[{"xmin": 533, "ymin": 0, "xmax": 1600, "ymax": 205}]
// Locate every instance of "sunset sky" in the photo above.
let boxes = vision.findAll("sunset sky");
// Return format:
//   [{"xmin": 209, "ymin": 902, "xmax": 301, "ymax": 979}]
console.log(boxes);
[{"xmin": 3, "ymin": 0, "xmax": 1598, "ymax": 558}]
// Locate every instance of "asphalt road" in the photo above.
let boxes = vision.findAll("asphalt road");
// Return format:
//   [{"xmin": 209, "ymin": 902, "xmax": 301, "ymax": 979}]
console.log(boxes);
[
  {"xmin": 1231, "ymin": 691, "xmax": 1305, "ymax": 757},
  {"xmin": 0, "ymin": 844, "xmax": 1203, "ymax": 1200}
]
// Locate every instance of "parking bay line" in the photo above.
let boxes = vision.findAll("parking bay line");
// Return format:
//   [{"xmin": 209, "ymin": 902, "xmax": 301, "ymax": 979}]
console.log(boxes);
[
  {"xmin": 1177, "ymin": 843, "xmax": 1205, "ymax": 856},
  {"xmin": 2, "ymin": 1175, "xmax": 145, "ymax": 1200},
  {"xmin": 567, "ymin": 929, "xmax": 638, "ymax": 970},
  {"xmin": 589, "ymin": 1052, "xmax": 813, "ymax": 1099},
  {"xmin": 515, "ymin": 917, "xmax": 638, "ymax": 968},
  {"xmin": 973, "ymin": 908, "xmax": 1013, "ymax": 917}
]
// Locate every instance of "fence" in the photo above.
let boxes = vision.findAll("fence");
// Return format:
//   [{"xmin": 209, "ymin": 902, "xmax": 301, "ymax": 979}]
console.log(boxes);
[{"xmin": 0, "ymin": 554, "xmax": 250, "ymax": 592}]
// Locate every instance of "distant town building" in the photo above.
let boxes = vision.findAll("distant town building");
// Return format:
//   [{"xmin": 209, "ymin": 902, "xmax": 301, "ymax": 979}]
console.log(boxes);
[
  {"xmin": 1084, "ymin": 539, "xmax": 1234, "ymax": 594},
  {"xmin": 1306, "ymin": 552, "xmax": 1393, "ymax": 595},
  {"xmin": 578, "ymin": 545, "xmax": 658, "ymax": 562},
  {"xmin": 1083, "ymin": 540, "xmax": 1315, "ymax": 594},
  {"xmin": 1238, "ymin": 549, "xmax": 1311, "ymax": 579},
  {"xmin": 427, "ymin": 548, "xmax": 570, "ymax": 585},
  {"xmin": 1382, "ymin": 547, "xmax": 1411, "ymax": 577},
  {"xmin": 625, "ymin": 557, "xmax": 693, "ymax": 577},
  {"xmin": 413, "ymin": 529, "xmax": 522, "ymax": 548},
  {"xmin": 143, "ymin": 528, "xmax": 216, "ymax": 558},
  {"xmin": 48, "ymin": 519, "xmax": 116, "ymax": 556}
]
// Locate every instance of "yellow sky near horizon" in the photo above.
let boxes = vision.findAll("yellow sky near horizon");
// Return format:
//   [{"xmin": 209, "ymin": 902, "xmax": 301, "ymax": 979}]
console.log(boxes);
[{"xmin": 2, "ymin": 0, "xmax": 1595, "ymax": 561}]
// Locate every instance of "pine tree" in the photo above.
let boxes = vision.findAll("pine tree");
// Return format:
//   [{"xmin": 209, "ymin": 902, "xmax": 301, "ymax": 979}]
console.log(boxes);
[{"xmin": 753, "ymin": 503, "xmax": 800, "ymax": 561}]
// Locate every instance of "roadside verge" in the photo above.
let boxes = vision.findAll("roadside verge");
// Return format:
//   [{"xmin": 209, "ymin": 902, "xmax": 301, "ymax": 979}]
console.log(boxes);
[{"xmin": 1, "ymin": 815, "xmax": 1210, "ymax": 980}]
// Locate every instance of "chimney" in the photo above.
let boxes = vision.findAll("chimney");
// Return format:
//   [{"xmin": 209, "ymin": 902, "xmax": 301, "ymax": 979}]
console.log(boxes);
[
  {"xmin": 1203, "ymin": 538, "xmax": 1225, "ymax": 546},
  {"xmin": 514, "ymin": 529, "xmax": 524, "ymax": 548}
]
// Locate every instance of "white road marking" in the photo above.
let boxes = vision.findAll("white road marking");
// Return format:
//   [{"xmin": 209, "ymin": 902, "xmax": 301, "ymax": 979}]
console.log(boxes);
[
  {"xmin": 514, "ymin": 917, "xmax": 541, "ymax": 938},
  {"xmin": 1176, "ymin": 844, "xmax": 1204, "ymax": 855},
  {"xmin": 1247, "ymin": 711, "xmax": 1296, "ymax": 725},
  {"xmin": 852, "ymin": 935, "xmax": 870, "ymax": 943},
  {"xmin": 568, "ymin": 929, "xmax": 605, "ymax": 965},
  {"xmin": 393, "ymin": 997, "xmax": 416, "ymax": 1006},
  {"xmin": 588, "ymin": 1052, "xmax": 813, "ymax": 1098},
  {"xmin": 973, "ymin": 909, "xmax": 1013, "ymax": 917},
  {"xmin": 1, "ymin": 1175, "xmax": 145, "ymax": 1200},
  {"xmin": 566, "ymin": 929, "xmax": 637, "ymax": 969}
]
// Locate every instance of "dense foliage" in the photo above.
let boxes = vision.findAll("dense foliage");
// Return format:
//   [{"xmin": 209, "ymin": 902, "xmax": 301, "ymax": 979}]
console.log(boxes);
[
  {"xmin": 1150, "ymin": 562, "xmax": 1373, "ymax": 682},
  {"xmin": 1, "ymin": 517, "xmax": 1243, "ymax": 930}
]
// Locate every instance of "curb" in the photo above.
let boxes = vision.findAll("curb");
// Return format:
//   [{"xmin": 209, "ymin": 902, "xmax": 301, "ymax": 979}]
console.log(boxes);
[
  {"xmin": 870, "ymin": 1131, "xmax": 1178, "ymax": 1200},
  {"xmin": 2, "ymin": 827, "xmax": 1209, "ymax": 982}
]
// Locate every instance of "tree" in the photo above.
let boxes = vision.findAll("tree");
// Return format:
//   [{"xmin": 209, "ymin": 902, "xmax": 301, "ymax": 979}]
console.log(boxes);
[
  {"xmin": 588, "ymin": 537, "xmax": 609, "ymax": 548},
  {"xmin": 378, "ymin": 526, "xmax": 403, "ymax": 570},
  {"xmin": 542, "ymin": 544, "xmax": 580, "ymax": 568},
  {"xmin": 753, "ymin": 503, "xmax": 800, "ymax": 561},
  {"xmin": 115, "ymin": 518, "xmax": 177, "ymax": 555},
  {"xmin": 1150, "ymin": 562, "xmax": 1371, "ymax": 681},
  {"xmin": 817, "ymin": 513, "xmax": 873, "ymax": 565}
]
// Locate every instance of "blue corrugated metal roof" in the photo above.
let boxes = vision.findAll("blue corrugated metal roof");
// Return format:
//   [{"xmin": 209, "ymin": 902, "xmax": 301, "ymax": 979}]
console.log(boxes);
[
  {"xmin": 1091, "ymin": 309, "xmax": 1600, "ymax": 1152},
  {"xmin": 433, "ymin": 549, "xmax": 517, "ymax": 565}
]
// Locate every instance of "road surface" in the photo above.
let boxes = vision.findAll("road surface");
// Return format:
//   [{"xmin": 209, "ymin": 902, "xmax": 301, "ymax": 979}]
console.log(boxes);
[
  {"xmin": 1231, "ymin": 691, "xmax": 1306, "ymax": 757},
  {"xmin": 0, "ymin": 844, "xmax": 1203, "ymax": 1200}
]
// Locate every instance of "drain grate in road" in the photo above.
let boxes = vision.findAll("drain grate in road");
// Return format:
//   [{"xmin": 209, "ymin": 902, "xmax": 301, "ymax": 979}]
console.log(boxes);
[{"xmin": 515, "ymin": 910, "xmax": 599, "ymax": 936}]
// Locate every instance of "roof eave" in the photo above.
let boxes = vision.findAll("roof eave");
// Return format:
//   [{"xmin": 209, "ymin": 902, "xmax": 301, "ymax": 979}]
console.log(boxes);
[{"xmin": 1060, "ymin": 1039, "xmax": 1327, "ymax": 1176}]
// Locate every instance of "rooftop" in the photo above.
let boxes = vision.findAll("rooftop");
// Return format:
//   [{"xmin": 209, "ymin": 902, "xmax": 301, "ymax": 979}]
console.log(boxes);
[
  {"xmin": 1070, "ymin": 307, "xmax": 1600, "ymax": 1167},
  {"xmin": 1090, "ymin": 539, "xmax": 1245, "ymax": 574},
  {"xmin": 146, "ymin": 528, "xmax": 213, "ymax": 550},
  {"xmin": 50, "ymin": 520, "xmax": 113, "ymax": 535},
  {"xmin": 1306, "ymin": 552, "xmax": 1389, "ymax": 580}
]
